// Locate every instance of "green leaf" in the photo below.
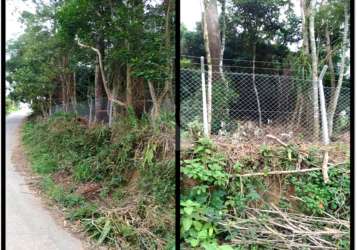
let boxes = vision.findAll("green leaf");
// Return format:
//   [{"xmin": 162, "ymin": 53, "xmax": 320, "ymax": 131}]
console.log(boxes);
[
  {"xmin": 190, "ymin": 238, "xmax": 199, "ymax": 247},
  {"xmin": 97, "ymin": 219, "xmax": 111, "ymax": 244},
  {"xmin": 193, "ymin": 221, "xmax": 202, "ymax": 231},
  {"xmin": 197, "ymin": 229, "xmax": 207, "ymax": 239},
  {"xmin": 287, "ymin": 149, "xmax": 292, "ymax": 160},
  {"xmin": 218, "ymin": 245, "xmax": 234, "ymax": 250},
  {"xmin": 184, "ymin": 207, "xmax": 194, "ymax": 215},
  {"xmin": 208, "ymin": 226, "xmax": 214, "ymax": 236},
  {"xmin": 202, "ymin": 243, "xmax": 218, "ymax": 250},
  {"xmin": 182, "ymin": 217, "xmax": 192, "ymax": 231}
]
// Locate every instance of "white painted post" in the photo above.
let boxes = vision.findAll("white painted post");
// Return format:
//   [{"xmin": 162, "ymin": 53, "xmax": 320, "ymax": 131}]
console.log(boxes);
[
  {"xmin": 201, "ymin": 56, "xmax": 209, "ymax": 136},
  {"xmin": 318, "ymin": 65, "xmax": 329, "ymax": 145}
]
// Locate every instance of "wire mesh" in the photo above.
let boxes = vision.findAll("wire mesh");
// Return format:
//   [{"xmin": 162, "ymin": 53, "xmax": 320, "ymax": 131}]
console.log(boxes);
[
  {"xmin": 180, "ymin": 68, "xmax": 350, "ymax": 144},
  {"xmin": 48, "ymin": 95, "xmax": 157, "ymax": 126}
]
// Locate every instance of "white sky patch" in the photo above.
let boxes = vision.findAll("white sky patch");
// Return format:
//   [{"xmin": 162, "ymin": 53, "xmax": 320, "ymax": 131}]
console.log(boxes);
[
  {"xmin": 6, "ymin": 0, "xmax": 36, "ymax": 42},
  {"xmin": 6, "ymin": 0, "xmax": 39, "ymax": 96},
  {"xmin": 181, "ymin": 0, "xmax": 202, "ymax": 31}
]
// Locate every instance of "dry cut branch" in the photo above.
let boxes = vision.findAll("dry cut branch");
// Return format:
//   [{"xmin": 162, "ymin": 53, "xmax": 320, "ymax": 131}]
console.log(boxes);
[
  {"xmin": 233, "ymin": 162, "xmax": 346, "ymax": 178},
  {"xmin": 217, "ymin": 203, "xmax": 349, "ymax": 249}
]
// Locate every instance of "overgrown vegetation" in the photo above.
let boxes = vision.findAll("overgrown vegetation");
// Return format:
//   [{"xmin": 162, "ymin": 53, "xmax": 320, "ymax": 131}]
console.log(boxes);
[
  {"xmin": 6, "ymin": 97, "xmax": 19, "ymax": 115},
  {"xmin": 180, "ymin": 137, "xmax": 350, "ymax": 249},
  {"xmin": 22, "ymin": 112, "xmax": 175, "ymax": 249}
]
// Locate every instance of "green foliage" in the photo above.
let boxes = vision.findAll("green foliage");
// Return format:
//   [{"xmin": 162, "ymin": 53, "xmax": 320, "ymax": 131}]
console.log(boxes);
[
  {"xmin": 211, "ymin": 83, "xmax": 239, "ymax": 133},
  {"xmin": 67, "ymin": 203, "xmax": 100, "ymax": 222},
  {"xmin": 22, "ymin": 112, "xmax": 174, "ymax": 248},
  {"xmin": 6, "ymin": 97, "xmax": 19, "ymax": 114},
  {"xmin": 40, "ymin": 176, "xmax": 85, "ymax": 208},
  {"xmin": 289, "ymin": 165, "xmax": 350, "ymax": 218},
  {"xmin": 181, "ymin": 137, "xmax": 350, "ymax": 248},
  {"xmin": 181, "ymin": 138, "xmax": 235, "ymax": 247},
  {"xmin": 180, "ymin": 199, "xmax": 218, "ymax": 247},
  {"xmin": 180, "ymin": 58, "xmax": 193, "ymax": 68}
]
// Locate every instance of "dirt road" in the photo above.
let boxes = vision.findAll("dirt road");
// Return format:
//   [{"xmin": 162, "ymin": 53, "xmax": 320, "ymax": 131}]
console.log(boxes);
[{"xmin": 6, "ymin": 110, "xmax": 84, "ymax": 250}]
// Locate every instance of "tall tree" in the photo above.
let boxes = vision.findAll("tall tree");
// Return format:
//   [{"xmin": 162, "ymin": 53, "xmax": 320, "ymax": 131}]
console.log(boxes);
[
  {"xmin": 301, "ymin": 0, "xmax": 310, "ymax": 56},
  {"xmin": 219, "ymin": 0, "xmax": 227, "ymax": 82},
  {"xmin": 327, "ymin": 1, "xmax": 349, "ymax": 136},
  {"xmin": 203, "ymin": 0, "xmax": 221, "ymax": 79},
  {"xmin": 309, "ymin": 0, "xmax": 320, "ymax": 139}
]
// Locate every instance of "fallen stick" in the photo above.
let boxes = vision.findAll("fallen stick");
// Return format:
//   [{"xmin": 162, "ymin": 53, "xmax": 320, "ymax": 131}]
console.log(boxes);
[
  {"xmin": 233, "ymin": 163, "xmax": 346, "ymax": 177},
  {"xmin": 266, "ymin": 134, "xmax": 288, "ymax": 147}
]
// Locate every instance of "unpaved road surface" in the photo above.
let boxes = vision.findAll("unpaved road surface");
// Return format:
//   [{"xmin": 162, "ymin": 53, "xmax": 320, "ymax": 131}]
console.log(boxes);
[{"xmin": 6, "ymin": 110, "xmax": 84, "ymax": 250}]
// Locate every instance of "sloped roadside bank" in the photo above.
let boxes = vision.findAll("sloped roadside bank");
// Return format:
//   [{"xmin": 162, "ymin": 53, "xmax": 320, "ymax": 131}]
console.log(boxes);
[{"xmin": 21, "ymin": 112, "xmax": 175, "ymax": 249}]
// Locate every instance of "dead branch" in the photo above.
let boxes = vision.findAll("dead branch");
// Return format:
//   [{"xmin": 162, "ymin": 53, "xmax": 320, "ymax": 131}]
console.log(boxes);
[
  {"xmin": 76, "ymin": 38, "xmax": 126, "ymax": 107},
  {"xmin": 217, "ymin": 203, "xmax": 349, "ymax": 249},
  {"xmin": 266, "ymin": 134, "xmax": 288, "ymax": 147},
  {"xmin": 233, "ymin": 162, "xmax": 346, "ymax": 178}
]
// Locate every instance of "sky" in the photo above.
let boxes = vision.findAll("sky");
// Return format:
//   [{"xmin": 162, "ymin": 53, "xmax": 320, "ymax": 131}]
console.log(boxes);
[
  {"xmin": 6, "ymin": 0, "xmax": 36, "ymax": 42},
  {"xmin": 180, "ymin": 0, "xmax": 202, "ymax": 31},
  {"xmin": 5, "ymin": 0, "xmax": 37, "ymax": 95}
]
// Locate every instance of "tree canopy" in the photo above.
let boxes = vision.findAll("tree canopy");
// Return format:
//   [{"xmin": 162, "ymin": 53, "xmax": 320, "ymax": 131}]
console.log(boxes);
[{"xmin": 7, "ymin": 0, "xmax": 175, "ymax": 121}]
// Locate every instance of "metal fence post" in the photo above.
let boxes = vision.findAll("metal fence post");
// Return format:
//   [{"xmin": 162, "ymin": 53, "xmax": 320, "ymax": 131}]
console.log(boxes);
[
  {"xmin": 318, "ymin": 65, "xmax": 329, "ymax": 144},
  {"xmin": 201, "ymin": 56, "xmax": 209, "ymax": 136}
]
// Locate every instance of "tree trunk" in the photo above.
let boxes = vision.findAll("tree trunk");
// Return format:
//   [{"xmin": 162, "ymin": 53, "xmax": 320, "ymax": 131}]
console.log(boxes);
[
  {"xmin": 219, "ymin": 0, "xmax": 226, "ymax": 84},
  {"xmin": 308, "ymin": 0, "xmax": 320, "ymax": 140},
  {"xmin": 49, "ymin": 94, "xmax": 52, "ymax": 116},
  {"xmin": 126, "ymin": 62, "xmax": 133, "ymax": 109},
  {"xmin": 94, "ymin": 38, "xmax": 108, "ymax": 122},
  {"xmin": 327, "ymin": 2, "xmax": 349, "ymax": 136},
  {"xmin": 202, "ymin": 3, "xmax": 212, "ymax": 133},
  {"xmin": 109, "ymin": 87, "xmax": 115, "ymax": 127},
  {"xmin": 252, "ymin": 44, "xmax": 262, "ymax": 127},
  {"xmin": 148, "ymin": 80, "xmax": 160, "ymax": 122},
  {"xmin": 88, "ymin": 96, "xmax": 93, "ymax": 125},
  {"xmin": 163, "ymin": 0, "xmax": 174, "ymax": 112},
  {"xmin": 77, "ymin": 39, "xmax": 127, "ymax": 109},
  {"xmin": 147, "ymin": 76, "xmax": 171, "ymax": 123},
  {"xmin": 204, "ymin": 0, "xmax": 221, "ymax": 81},
  {"xmin": 325, "ymin": 25, "xmax": 336, "ymax": 89},
  {"xmin": 73, "ymin": 71, "xmax": 77, "ymax": 113},
  {"xmin": 301, "ymin": 0, "xmax": 310, "ymax": 56},
  {"xmin": 61, "ymin": 77, "xmax": 67, "ymax": 112}
]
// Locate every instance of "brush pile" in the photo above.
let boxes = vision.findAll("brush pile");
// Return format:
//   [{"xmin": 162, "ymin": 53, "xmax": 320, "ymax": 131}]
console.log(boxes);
[{"xmin": 218, "ymin": 203, "xmax": 349, "ymax": 249}]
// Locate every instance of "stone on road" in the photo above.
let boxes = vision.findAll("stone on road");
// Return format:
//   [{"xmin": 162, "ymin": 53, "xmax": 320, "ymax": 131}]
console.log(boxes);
[{"xmin": 6, "ymin": 110, "xmax": 84, "ymax": 250}]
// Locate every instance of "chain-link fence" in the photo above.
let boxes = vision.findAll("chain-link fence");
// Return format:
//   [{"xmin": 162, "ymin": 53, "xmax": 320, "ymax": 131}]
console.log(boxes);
[
  {"xmin": 47, "ymin": 95, "xmax": 159, "ymax": 126},
  {"xmin": 181, "ymin": 68, "xmax": 350, "ymax": 144}
]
